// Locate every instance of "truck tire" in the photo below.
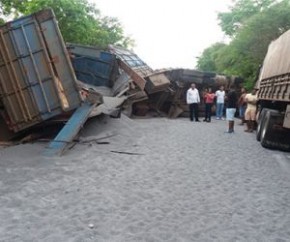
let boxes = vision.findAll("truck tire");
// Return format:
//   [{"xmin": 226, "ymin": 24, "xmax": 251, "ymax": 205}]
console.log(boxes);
[
  {"xmin": 260, "ymin": 110, "xmax": 290, "ymax": 151},
  {"xmin": 256, "ymin": 108, "xmax": 273, "ymax": 141}
]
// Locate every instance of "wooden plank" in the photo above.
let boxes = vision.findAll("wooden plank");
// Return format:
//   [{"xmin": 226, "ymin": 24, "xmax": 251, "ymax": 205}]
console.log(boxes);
[{"xmin": 43, "ymin": 102, "xmax": 95, "ymax": 156}]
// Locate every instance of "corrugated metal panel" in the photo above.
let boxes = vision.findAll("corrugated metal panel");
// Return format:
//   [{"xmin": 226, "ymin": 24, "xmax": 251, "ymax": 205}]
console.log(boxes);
[
  {"xmin": 257, "ymin": 29, "xmax": 290, "ymax": 102},
  {"xmin": 109, "ymin": 45, "xmax": 170, "ymax": 94},
  {"xmin": 67, "ymin": 43, "xmax": 118, "ymax": 87},
  {"xmin": 108, "ymin": 45, "xmax": 153, "ymax": 76},
  {"xmin": 117, "ymin": 59, "xmax": 147, "ymax": 90},
  {"xmin": 259, "ymin": 29, "xmax": 290, "ymax": 80},
  {"xmin": 108, "ymin": 45, "xmax": 151, "ymax": 91},
  {"xmin": 0, "ymin": 9, "xmax": 81, "ymax": 132}
]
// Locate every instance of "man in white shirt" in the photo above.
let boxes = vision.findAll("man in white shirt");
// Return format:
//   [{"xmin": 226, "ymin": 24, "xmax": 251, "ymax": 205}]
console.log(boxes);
[
  {"xmin": 215, "ymin": 85, "xmax": 225, "ymax": 119},
  {"xmin": 186, "ymin": 83, "xmax": 200, "ymax": 122}
]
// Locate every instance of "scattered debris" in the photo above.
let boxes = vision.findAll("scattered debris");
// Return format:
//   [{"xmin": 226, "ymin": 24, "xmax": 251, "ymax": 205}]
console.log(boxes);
[
  {"xmin": 110, "ymin": 151, "xmax": 144, "ymax": 156},
  {"xmin": 0, "ymin": 8, "xmax": 243, "ymax": 155}
]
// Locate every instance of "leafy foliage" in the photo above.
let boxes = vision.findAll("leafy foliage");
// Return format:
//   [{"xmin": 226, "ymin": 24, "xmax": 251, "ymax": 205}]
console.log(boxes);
[
  {"xmin": 196, "ymin": 0, "xmax": 290, "ymax": 89},
  {"xmin": 197, "ymin": 43, "xmax": 226, "ymax": 72},
  {"xmin": 0, "ymin": 0, "xmax": 133, "ymax": 48},
  {"xmin": 218, "ymin": 0, "xmax": 275, "ymax": 37}
]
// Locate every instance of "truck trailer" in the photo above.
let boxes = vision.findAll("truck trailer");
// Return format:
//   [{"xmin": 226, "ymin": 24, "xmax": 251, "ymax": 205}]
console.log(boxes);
[{"xmin": 256, "ymin": 29, "xmax": 290, "ymax": 151}]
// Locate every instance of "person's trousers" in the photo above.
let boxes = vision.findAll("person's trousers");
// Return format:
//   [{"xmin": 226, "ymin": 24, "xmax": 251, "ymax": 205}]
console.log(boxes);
[
  {"xmin": 239, "ymin": 105, "xmax": 246, "ymax": 119},
  {"xmin": 216, "ymin": 103, "xmax": 224, "ymax": 118},
  {"xmin": 189, "ymin": 103, "xmax": 199, "ymax": 121},
  {"xmin": 205, "ymin": 103, "xmax": 212, "ymax": 121}
]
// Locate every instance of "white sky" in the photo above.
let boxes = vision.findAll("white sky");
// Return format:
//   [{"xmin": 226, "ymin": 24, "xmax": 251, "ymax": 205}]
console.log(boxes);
[{"xmin": 91, "ymin": 0, "xmax": 232, "ymax": 70}]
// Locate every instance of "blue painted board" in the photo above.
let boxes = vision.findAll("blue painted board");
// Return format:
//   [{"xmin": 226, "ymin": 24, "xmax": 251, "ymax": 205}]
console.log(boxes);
[
  {"xmin": 67, "ymin": 43, "xmax": 117, "ymax": 87},
  {"xmin": 43, "ymin": 102, "xmax": 95, "ymax": 156}
]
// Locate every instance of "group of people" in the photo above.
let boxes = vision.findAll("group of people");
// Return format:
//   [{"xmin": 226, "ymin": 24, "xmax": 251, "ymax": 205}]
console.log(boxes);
[{"xmin": 186, "ymin": 83, "xmax": 258, "ymax": 133}]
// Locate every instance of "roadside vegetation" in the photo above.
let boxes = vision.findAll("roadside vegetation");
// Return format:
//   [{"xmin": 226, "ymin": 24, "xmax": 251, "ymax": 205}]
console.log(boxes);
[
  {"xmin": 196, "ymin": 0, "xmax": 290, "ymax": 89},
  {"xmin": 0, "ymin": 0, "xmax": 134, "ymax": 48},
  {"xmin": 1, "ymin": 0, "xmax": 290, "ymax": 89}
]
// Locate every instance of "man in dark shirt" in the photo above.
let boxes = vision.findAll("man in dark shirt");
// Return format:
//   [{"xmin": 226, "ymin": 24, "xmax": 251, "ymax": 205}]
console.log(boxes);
[{"xmin": 225, "ymin": 87, "xmax": 238, "ymax": 133}]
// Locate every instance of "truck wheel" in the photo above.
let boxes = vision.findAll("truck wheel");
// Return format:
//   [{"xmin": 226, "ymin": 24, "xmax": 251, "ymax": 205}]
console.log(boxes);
[
  {"xmin": 256, "ymin": 108, "xmax": 273, "ymax": 141},
  {"xmin": 260, "ymin": 111, "xmax": 290, "ymax": 151},
  {"xmin": 261, "ymin": 111, "xmax": 277, "ymax": 149}
]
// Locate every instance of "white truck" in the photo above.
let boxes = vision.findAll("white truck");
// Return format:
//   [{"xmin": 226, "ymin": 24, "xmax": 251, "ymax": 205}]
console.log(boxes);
[{"xmin": 256, "ymin": 29, "xmax": 290, "ymax": 151}]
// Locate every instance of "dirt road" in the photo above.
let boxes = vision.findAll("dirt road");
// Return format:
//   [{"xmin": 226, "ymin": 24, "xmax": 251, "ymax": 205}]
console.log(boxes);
[{"xmin": 1, "ymin": 115, "xmax": 290, "ymax": 241}]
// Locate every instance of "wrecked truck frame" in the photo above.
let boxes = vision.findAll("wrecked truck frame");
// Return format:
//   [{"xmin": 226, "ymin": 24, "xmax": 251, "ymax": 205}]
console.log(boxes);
[
  {"xmin": 0, "ymin": 9, "xmax": 82, "ymax": 139},
  {"xmin": 0, "ymin": 9, "xmax": 102, "ymax": 155},
  {"xmin": 108, "ymin": 45, "xmax": 171, "ymax": 116}
]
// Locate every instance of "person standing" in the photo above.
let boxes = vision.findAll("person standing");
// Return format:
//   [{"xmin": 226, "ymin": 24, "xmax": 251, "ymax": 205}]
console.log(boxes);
[
  {"xmin": 244, "ymin": 88, "xmax": 258, "ymax": 132},
  {"xmin": 225, "ymin": 87, "xmax": 238, "ymax": 133},
  {"xmin": 186, "ymin": 83, "xmax": 200, "ymax": 122},
  {"xmin": 203, "ymin": 87, "xmax": 215, "ymax": 122},
  {"xmin": 238, "ymin": 87, "xmax": 247, "ymax": 125},
  {"xmin": 215, "ymin": 85, "xmax": 225, "ymax": 120}
]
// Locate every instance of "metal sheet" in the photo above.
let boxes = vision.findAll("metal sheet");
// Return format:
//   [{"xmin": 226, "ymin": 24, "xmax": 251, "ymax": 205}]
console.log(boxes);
[
  {"xmin": 108, "ymin": 45, "xmax": 153, "ymax": 75},
  {"xmin": 0, "ymin": 9, "xmax": 81, "ymax": 132},
  {"xmin": 259, "ymin": 30, "xmax": 290, "ymax": 80},
  {"xmin": 67, "ymin": 43, "xmax": 118, "ymax": 87},
  {"xmin": 108, "ymin": 45, "xmax": 153, "ymax": 90},
  {"xmin": 89, "ymin": 96, "xmax": 127, "ymax": 117},
  {"xmin": 44, "ymin": 102, "xmax": 95, "ymax": 156},
  {"xmin": 257, "ymin": 29, "xmax": 290, "ymax": 102},
  {"xmin": 117, "ymin": 59, "xmax": 147, "ymax": 90}
]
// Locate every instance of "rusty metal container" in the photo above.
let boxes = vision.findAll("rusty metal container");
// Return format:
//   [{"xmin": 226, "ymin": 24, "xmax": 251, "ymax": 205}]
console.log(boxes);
[{"xmin": 0, "ymin": 9, "xmax": 81, "ymax": 133}]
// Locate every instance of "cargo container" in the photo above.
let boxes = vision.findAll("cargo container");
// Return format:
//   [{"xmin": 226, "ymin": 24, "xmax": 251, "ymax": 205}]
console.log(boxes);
[
  {"xmin": 0, "ymin": 9, "xmax": 81, "ymax": 135},
  {"xmin": 255, "ymin": 29, "xmax": 290, "ymax": 151},
  {"xmin": 67, "ymin": 43, "xmax": 118, "ymax": 88}
]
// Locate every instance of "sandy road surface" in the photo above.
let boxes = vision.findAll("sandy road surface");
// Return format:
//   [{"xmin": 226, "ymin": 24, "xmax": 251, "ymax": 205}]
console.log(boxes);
[{"xmin": 1, "ymin": 115, "xmax": 290, "ymax": 241}]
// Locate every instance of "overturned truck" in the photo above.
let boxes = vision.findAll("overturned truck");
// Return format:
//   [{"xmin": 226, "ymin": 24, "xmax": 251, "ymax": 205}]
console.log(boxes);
[
  {"xmin": 0, "ymin": 9, "xmax": 82, "ymax": 142},
  {"xmin": 127, "ymin": 68, "xmax": 243, "ymax": 118},
  {"xmin": 256, "ymin": 29, "xmax": 290, "ymax": 151},
  {"xmin": 107, "ymin": 46, "xmax": 243, "ymax": 118},
  {"xmin": 0, "ymin": 8, "xmax": 243, "ymax": 154},
  {"xmin": 157, "ymin": 69, "xmax": 243, "ymax": 118}
]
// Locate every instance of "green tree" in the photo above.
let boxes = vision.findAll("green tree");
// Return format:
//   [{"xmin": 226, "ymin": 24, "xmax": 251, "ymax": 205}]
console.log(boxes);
[
  {"xmin": 196, "ymin": 43, "xmax": 226, "ymax": 72},
  {"xmin": 0, "ymin": 0, "xmax": 133, "ymax": 48},
  {"xmin": 218, "ymin": 0, "xmax": 276, "ymax": 37},
  {"xmin": 197, "ymin": 0, "xmax": 290, "ymax": 89}
]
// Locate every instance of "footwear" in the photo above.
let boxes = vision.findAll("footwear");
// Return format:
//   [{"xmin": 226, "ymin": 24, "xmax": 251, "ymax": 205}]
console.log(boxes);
[
  {"xmin": 206, "ymin": 120, "xmax": 211, "ymax": 122},
  {"xmin": 196, "ymin": 120, "xmax": 200, "ymax": 122},
  {"xmin": 224, "ymin": 130, "xmax": 234, "ymax": 133},
  {"xmin": 203, "ymin": 119, "xmax": 207, "ymax": 122},
  {"xmin": 245, "ymin": 120, "xmax": 253, "ymax": 132}
]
